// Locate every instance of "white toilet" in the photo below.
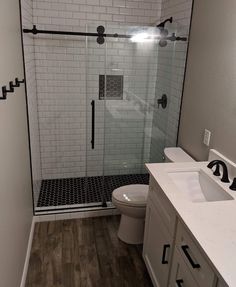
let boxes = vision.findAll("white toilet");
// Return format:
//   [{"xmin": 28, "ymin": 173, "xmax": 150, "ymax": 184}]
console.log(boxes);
[{"xmin": 112, "ymin": 147, "xmax": 195, "ymax": 245}]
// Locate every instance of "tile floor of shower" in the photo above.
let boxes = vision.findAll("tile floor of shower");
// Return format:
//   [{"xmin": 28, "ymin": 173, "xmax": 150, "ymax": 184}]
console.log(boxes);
[{"xmin": 36, "ymin": 173, "xmax": 149, "ymax": 211}]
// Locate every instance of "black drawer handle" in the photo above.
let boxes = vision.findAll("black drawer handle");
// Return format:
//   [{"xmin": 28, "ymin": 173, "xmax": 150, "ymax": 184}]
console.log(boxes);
[
  {"xmin": 181, "ymin": 245, "xmax": 200, "ymax": 269},
  {"xmin": 161, "ymin": 244, "xmax": 170, "ymax": 264},
  {"xmin": 176, "ymin": 279, "xmax": 184, "ymax": 287}
]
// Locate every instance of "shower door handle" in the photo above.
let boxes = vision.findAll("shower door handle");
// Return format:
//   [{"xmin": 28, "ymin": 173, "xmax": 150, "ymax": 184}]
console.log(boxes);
[{"xmin": 91, "ymin": 100, "xmax": 95, "ymax": 149}]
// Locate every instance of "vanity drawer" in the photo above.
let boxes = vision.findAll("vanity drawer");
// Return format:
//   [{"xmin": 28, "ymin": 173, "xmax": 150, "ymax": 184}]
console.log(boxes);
[
  {"xmin": 169, "ymin": 248, "xmax": 199, "ymax": 287},
  {"xmin": 149, "ymin": 176, "xmax": 176, "ymax": 237},
  {"xmin": 176, "ymin": 220, "xmax": 216, "ymax": 287}
]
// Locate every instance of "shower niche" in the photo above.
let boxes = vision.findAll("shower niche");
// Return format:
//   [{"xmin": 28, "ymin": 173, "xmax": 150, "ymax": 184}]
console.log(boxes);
[{"xmin": 99, "ymin": 75, "xmax": 124, "ymax": 100}]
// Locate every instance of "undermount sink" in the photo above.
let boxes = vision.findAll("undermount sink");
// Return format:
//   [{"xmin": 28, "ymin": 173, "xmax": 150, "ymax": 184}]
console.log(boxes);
[{"xmin": 168, "ymin": 169, "xmax": 234, "ymax": 203}]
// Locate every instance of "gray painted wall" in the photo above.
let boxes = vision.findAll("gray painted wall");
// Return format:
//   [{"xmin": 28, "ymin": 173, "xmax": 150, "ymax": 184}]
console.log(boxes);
[
  {"xmin": 0, "ymin": 0, "xmax": 33, "ymax": 285},
  {"xmin": 178, "ymin": 0, "xmax": 236, "ymax": 162}
]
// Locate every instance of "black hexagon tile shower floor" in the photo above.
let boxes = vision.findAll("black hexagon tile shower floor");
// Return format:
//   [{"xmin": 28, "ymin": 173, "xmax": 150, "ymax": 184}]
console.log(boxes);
[{"xmin": 37, "ymin": 174, "xmax": 149, "ymax": 207}]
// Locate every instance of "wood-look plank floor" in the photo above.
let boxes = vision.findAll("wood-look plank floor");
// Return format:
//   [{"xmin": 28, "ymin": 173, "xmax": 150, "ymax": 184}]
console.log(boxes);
[{"xmin": 26, "ymin": 215, "xmax": 153, "ymax": 287}]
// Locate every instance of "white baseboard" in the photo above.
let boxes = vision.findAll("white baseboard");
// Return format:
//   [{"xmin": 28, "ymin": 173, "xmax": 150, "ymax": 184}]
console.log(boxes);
[{"xmin": 20, "ymin": 217, "xmax": 35, "ymax": 287}]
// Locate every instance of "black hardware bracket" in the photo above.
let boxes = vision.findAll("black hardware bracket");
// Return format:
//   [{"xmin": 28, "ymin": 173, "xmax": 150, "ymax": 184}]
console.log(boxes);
[{"xmin": 1, "ymin": 78, "xmax": 25, "ymax": 100}]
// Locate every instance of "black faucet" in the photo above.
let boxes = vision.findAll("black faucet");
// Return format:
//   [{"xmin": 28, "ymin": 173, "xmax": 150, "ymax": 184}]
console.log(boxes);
[{"xmin": 207, "ymin": 160, "xmax": 230, "ymax": 183}]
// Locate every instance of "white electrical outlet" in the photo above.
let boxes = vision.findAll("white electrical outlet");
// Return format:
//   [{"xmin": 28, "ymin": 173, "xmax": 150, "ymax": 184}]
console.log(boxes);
[{"xmin": 203, "ymin": 129, "xmax": 211, "ymax": 146}]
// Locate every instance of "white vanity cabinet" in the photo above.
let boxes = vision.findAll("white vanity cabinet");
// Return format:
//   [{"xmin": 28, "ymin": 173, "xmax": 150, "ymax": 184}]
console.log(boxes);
[
  {"xmin": 143, "ymin": 200, "xmax": 173, "ymax": 287},
  {"xmin": 144, "ymin": 175, "xmax": 228, "ymax": 287},
  {"xmin": 143, "ymin": 178, "xmax": 176, "ymax": 287}
]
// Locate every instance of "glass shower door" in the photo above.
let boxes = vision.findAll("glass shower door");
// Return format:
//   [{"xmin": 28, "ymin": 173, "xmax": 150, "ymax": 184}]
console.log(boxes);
[
  {"xmin": 102, "ymin": 25, "xmax": 170, "ymax": 203},
  {"xmin": 150, "ymin": 21, "xmax": 185, "ymax": 163},
  {"xmin": 85, "ymin": 25, "xmax": 107, "ymax": 207},
  {"xmin": 85, "ymin": 23, "xmax": 181, "ymax": 208}
]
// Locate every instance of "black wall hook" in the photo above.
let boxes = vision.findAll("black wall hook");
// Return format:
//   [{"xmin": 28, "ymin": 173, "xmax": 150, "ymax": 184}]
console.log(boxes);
[
  {"xmin": 10, "ymin": 78, "xmax": 22, "ymax": 88},
  {"xmin": 1, "ymin": 78, "xmax": 25, "ymax": 100},
  {"xmin": 1, "ymin": 85, "xmax": 14, "ymax": 100},
  {"xmin": 1, "ymin": 87, "xmax": 7, "ymax": 100}
]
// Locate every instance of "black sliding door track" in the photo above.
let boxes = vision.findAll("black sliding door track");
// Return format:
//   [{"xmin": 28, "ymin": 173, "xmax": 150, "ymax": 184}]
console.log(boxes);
[{"xmin": 23, "ymin": 25, "xmax": 131, "ymax": 39}]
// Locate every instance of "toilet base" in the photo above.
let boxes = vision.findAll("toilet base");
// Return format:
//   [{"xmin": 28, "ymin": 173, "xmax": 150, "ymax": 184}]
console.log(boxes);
[{"xmin": 118, "ymin": 214, "xmax": 145, "ymax": 244}]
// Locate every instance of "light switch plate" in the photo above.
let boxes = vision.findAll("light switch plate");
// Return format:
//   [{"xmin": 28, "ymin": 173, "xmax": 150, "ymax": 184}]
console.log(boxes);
[{"xmin": 203, "ymin": 129, "xmax": 211, "ymax": 146}]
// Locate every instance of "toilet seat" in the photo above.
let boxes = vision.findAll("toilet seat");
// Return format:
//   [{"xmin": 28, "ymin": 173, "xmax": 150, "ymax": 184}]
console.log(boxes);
[{"xmin": 112, "ymin": 184, "xmax": 149, "ymax": 207}]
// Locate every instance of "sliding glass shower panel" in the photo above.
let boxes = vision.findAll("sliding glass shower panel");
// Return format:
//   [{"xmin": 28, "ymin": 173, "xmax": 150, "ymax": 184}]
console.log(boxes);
[
  {"xmin": 85, "ymin": 25, "xmax": 107, "ymax": 206},
  {"xmin": 149, "ymin": 21, "xmax": 186, "ymax": 163},
  {"xmin": 34, "ymin": 30, "xmax": 90, "ymax": 211},
  {"xmin": 103, "ymin": 25, "xmax": 162, "ymax": 178}
]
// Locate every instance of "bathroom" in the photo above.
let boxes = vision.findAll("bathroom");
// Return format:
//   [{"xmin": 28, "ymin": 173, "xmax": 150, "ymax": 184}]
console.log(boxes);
[{"xmin": 1, "ymin": 0, "xmax": 236, "ymax": 286}]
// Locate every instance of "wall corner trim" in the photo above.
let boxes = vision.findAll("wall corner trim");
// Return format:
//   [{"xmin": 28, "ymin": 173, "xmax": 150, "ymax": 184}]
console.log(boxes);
[{"xmin": 20, "ymin": 217, "xmax": 35, "ymax": 287}]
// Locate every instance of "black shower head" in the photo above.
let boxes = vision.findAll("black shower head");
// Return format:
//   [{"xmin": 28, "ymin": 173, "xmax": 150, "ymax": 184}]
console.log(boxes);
[
  {"xmin": 156, "ymin": 17, "xmax": 173, "ymax": 29},
  {"xmin": 156, "ymin": 17, "xmax": 173, "ymax": 47}
]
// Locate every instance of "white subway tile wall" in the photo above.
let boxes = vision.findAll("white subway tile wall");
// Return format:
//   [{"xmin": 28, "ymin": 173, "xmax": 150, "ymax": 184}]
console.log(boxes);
[
  {"xmin": 21, "ymin": 0, "xmax": 192, "ymax": 181},
  {"xmin": 150, "ymin": 0, "xmax": 193, "ymax": 162}
]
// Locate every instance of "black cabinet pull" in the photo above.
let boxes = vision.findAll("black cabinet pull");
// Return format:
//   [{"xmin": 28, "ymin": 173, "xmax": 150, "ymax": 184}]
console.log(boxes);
[
  {"xmin": 161, "ymin": 244, "xmax": 170, "ymax": 264},
  {"xmin": 91, "ymin": 100, "xmax": 95, "ymax": 149},
  {"xmin": 176, "ymin": 279, "xmax": 184, "ymax": 287},
  {"xmin": 181, "ymin": 245, "xmax": 200, "ymax": 269}
]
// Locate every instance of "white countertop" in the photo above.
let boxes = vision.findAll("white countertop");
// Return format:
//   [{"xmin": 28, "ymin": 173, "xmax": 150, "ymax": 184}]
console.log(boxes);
[{"xmin": 146, "ymin": 161, "xmax": 236, "ymax": 287}]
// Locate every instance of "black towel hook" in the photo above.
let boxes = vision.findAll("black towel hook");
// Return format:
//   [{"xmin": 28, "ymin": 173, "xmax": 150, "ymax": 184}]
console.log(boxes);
[
  {"xmin": 10, "ymin": 78, "xmax": 25, "ymax": 89},
  {"xmin": 1, "ymin": 78, "xmax": 25, "ymax": 100},
  {"xmin": 1, "ymin": 85, "xmax": 14, "ymax": 100}
]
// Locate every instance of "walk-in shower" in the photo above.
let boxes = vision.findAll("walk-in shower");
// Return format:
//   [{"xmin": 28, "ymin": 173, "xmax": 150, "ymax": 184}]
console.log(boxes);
[{"xmin": 21, "ymin": 10, "xmax": 191, "ymax": 214}]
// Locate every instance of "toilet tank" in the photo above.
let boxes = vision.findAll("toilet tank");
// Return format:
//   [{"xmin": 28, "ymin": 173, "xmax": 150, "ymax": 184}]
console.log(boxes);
[{"xmin": 164, "ymin": 147, "xmax": 195, "ymax": 163}]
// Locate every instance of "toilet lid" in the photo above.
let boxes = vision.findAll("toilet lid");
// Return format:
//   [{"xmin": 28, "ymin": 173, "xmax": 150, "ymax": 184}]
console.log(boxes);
[{"xmin": 112, "ymin": 184, "xmax": 149, "ymax": 206}]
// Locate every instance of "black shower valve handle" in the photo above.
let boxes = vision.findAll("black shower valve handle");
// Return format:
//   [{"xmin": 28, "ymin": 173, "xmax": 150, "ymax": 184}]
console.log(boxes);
[{"xmin": 157, "ymin": 94, "xmax": 167, "ymax": 109}]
